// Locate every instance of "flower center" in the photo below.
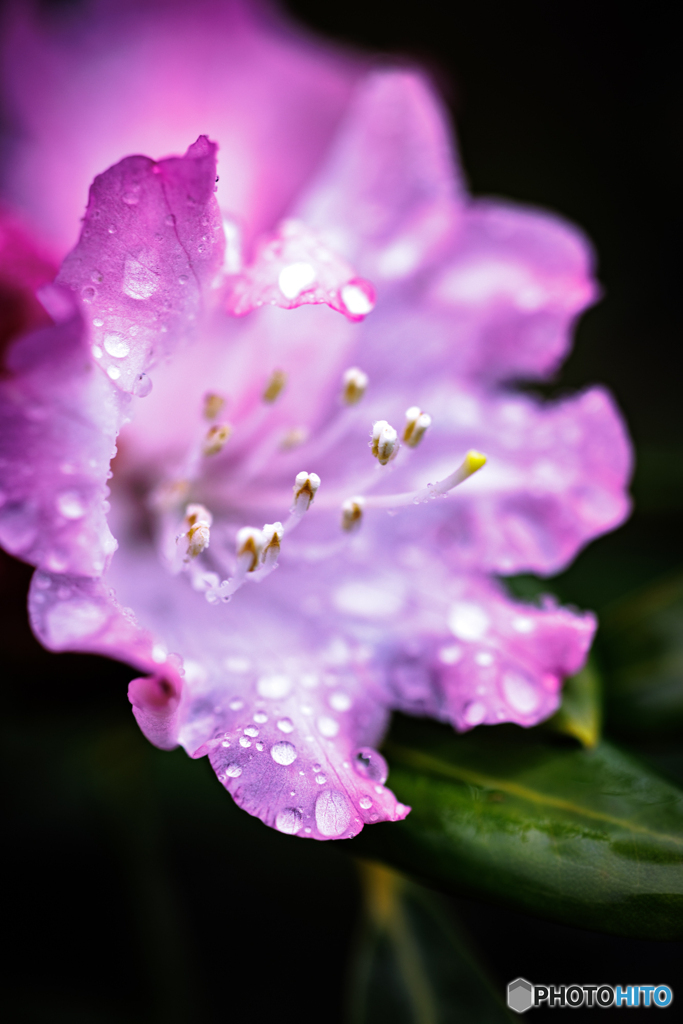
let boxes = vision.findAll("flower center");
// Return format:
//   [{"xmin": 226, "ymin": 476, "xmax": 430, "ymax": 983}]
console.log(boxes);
[{"xmin": 144, "ymin": 365, "xmax": 486, "ymax": 606}]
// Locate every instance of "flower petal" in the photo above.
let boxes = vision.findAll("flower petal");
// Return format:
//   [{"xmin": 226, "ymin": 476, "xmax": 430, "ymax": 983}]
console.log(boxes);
[
  {"xmin": 1, "ymin": 0, "xmax": 361, "ymax": 251},
  {"xmin": 299, "ymin": 70, "xmax": 463, "ymax": 280},
  {"xmin": 0, "ymin": 294, "xmax": 121, "ymax": 575},
  {"xmin": 386, "ymin": 573, "xmax": 595, "ymax": 730},
  {"xmin": 56, "ymin": 135, "xmax": 224, "ymax": 393},
  {"xmin": 226, "ymin": 218, "xmax": 375, "ymax": 321}
]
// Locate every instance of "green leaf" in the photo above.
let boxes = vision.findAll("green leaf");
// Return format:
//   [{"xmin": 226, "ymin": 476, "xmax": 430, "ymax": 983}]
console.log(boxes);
[
  {"xmin": 545, "ymin": 659, "xmax": 602, "ymax": 747},
  {"xmin": 347, "ymin": 861, "xmax": 512, "ymax": 1024},
  {"xmin": 599, "ymin": 571, "xmax": 683, "ymax": 735},
  {"xmin": 351, "ymin": 716, "xmax": 683, "ymax": 939}
]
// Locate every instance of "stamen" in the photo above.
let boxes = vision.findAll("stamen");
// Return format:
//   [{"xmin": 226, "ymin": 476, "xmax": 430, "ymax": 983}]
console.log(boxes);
[
  {"xmin": 179, "ymin": 503, "xmax": 213, "ymax": 559},
  {"xmin": 281, "ymin": 427, "xmax": 309, "ymax": 450},
  {"xmin": 263, "ymin": 369, "xmax": 287, "ymax": 404},
  {"xmin": 284, "ymin": 471, "xmax": 321, "ymax": 533},
  {"xmin": 342, "ymin": 367, "xmax": 369, "ymax": 406},
  {"xmin": 261, "ymin": 522, "xmax": 283, "ymax": 566},
  {"xmin": 236, "ymin": 526, "xmax": 264, "ymax": 572},
  {"xmin": 292, "ymin": 471, "xmax": 321, "ymax": 512},
  {"xmin": 354, "ymin": 449, "xmax": 487, "ymax": 511},
  {"xmin": 341, "ymin": 497, "xmax": 365, "ymax": 532},
  {"xmin": 370, "ymin": 420, "xmax": 399, "ymax": 466},
  {"xmin": 403, "ymin": 406, "xmax": 431, "ymax": 448},
  {"xmin": 203, "ymin": 422, "xmax": 233, "ymax": 456},
  {"xmin": 203, "ymin": 392, "xmax": 226, "ymax": 420}
]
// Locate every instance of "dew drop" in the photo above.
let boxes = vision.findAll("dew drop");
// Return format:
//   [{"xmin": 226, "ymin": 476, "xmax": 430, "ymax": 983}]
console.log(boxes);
[
  {"xmin": 103, "ymin": 333, "xmax": 130, "ymax": 358},
  {"xmin": 81, "ymin": 285, "xmax": 96, "ymax": 302},
  {"xmin": 239, "ymin": 736, "xmax": 251, "ymax": 748},
  {"xmin": 276, "ymin": 807, "xmax": 303, "ymax": 834},
  {"xmin": 225, "ymin": 763, "xmax": 242, "ymax": 778},
  {"xmin": 277, "ymin": 718, "xmax": 294, "ymax": 734},
  {"xmin": 255, "ymin": 741, "xmax": 264, "ymax": 751},
  {"xmin": 253, "ymin": 711, "xmax": 268, "ymax": 724},
  {"xmin": 122, "ymin": 191, "xmax": 140, "ymax": 205},
  {"xmin": 107, "ymin": 366, "xmax": 121, "ymax": 380},
  {"xmin": 229, "ymin": 698, "xmax": 244, "ymax": 711},
  {"xmin": 243, "ymin": 725, "xmax": 259, "ymax": 738},
  {"xmin": 315, "ymin": 774, "xmax": 326, "ymax": 785},
  {"xmin": 133, "ymin": 372, "xmax": 152, "ymax": 397},
  {"xmin": 91, "ymin": 270, "xmax": 103, "ymax": 283},
  {"xmin": 270, "ymin": 741, "xmax": 297, "ymax": 766},
  {"xmin": 178, "ymin": 274, "xmax": 188, "ymax": 285},
  {"xmin": 107, "ymin": 225, "xmax": 116, "ymax": 234},
  {"xmin": 56, "ymin": 491, "xmax": 86, "ymax": 520},
  {"xmin": 353, "ymin": 747, "xmax": 388, "ymax": 785},
  {"xmin": 93, "ymin": 318, "xmax": 104, "ymax": 327},
  {"xmin": 165, "ymin": 213, "xmax": 176, "ymax": 226},
  {"xmin": 92, "ymin": 346, "xmax": 103, "ymax": 359},
  {"xmin": 359, "ymin": 797, "xmax": 372, "ymax": 810}
]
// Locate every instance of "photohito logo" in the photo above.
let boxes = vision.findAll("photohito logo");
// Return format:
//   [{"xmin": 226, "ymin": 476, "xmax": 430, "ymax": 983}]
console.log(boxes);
[{"xmin": 507, "ymin": 978, "xmax": 673, "ymax": 1012}]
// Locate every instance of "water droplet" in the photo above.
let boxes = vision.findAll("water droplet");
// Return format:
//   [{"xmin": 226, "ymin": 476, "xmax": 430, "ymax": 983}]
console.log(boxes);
[
  {"xmin": 359, "ymin": 796, "xmax": 372, "ymax": 810},
  {"xmin": 165, "ymin": 213, "xmax": 176, "ymax": 226},
  {"xmin": 253, "ymin": 711, "xmax": 268, "ymax": 724},
  {"xmin": 255, "ymin": 741, "xmax": 264, "ymax": 751},
  {"xmin": 270, "ymin": 741, "xmax": 297, "ymax": 766},
  {"xmin": 93, "ymin": 318, "xmax": 104, "ymax": 327},
  {"xmin": 239, "ymin": 736, "xmax": 251, "ymax": 748},
  {"xmin": 313, "ymin": 764, "xmax": 321, "ymax": 772},
  {"xmin": 133, "ymin": 373, "xmax": 152, "ymax": 397},
  {"xmin": 243, "ymin": 725, "xmax": 259, "ymax": 738},
  {"xmin": 257, "ymin": 674, "xmax": 291, "ymax": 699},
  {"xmin": 91, "ymin": 270, "xmax": 103, "ymax": 283},
  {"xmin": 277, "ymin": 718, "xmax": 294, "ymax": 733},
  {"xmin": 81, "ymin": 285, "xmax": 96, "ymax": 302},
  {"xmin": 229, "ymin": 698, "xmax": 244, "ymax": 711},
  {"xmin": 122, "ymin": 191, "xmax": 139, "ymax": 205},
  {"xmin": 317, "ymin": 716, "xmax": 339, "ymax": 738},
  {"xmin": 315, "ymin": 774, "xmax": 326, "ymax": 785},
  {"xmin": 315, "ymin": 790, "xmax": 351, "ymax": 837},
  {"xmin": 56, "ymin": 491, "xmax": 86, "ymax": 520},
  {"xmin": 108, "ymin": 224, "xmax": 116, "ymax": 234},
  {"xmin": 353, "ymin": 748, "xmax": 388, "ymax": 785},
  {"xmin": 225, "ymin": 763, "xmax": 242, "ymax": 778},
  {"xmin": 178, "ymin": 274, "xmax": 188, "ymax": 285},
  {"xmin": 221, "ymin": 739, "xmax": 231, "ymax": 748},
  {"xmin": 276, "ymin": 807, "xmax": 303, "ymax": 835},
  {"xmin": 92, "ymin": 346, "xmax": 103, "ymax": 359},
  {"xmin": 329, "ymin": 691, "xmax": 352, "ymax": 712},
  {"xmin": 103, "ymin": 333, "xmax": 130, "ymax": 358},
  {"xmin": 107, "ymin": 366, "xmax": 121, "ymax": 380}
]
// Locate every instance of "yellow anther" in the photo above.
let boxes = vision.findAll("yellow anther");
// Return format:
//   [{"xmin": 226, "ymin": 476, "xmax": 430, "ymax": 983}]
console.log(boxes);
[
  {"xmin": 263, "ymin": 369, "xmax": 287, "ymax": 403},
  {"xmin": 342, "ymin": 367, "xmax": 369, "ymax": 406},
  {"xmin": 203, "ymin": 392, "xmax": 226, "ymax": 421},
  {"xmin": 183, "ymin": 504, "xmax": 212, "ymax": 558},
  {"xmin": 341, "ymin": 497, "xmax": 365, "ymax": 532},
  {"xmin": 463, "ymin": 450, "xmax": 487, "ymax": 476},
  {"xmin": 236, "ymin": 527, "xmax": 264, "ymax": 572},
  {"xmin": 281, "ymin": 427, "xmax": 309, "ymax": 450},
  {"xmin": 403, "ymin": 406, "xmax": 432, "ymax": 448},
  {"xmin": 370, "ymin": 420, "xmax": 399, "ymax": 466},
  {"xmin": 293, "ymin": 471, "xmax": 321, "ymax": 511},
  {"xmin": 262, "ymin": 522, "xmax": 284, "ymax": 561},
  {"xmin": 203, "ymin": 422, "xmax": 232, "ymax": 456}
]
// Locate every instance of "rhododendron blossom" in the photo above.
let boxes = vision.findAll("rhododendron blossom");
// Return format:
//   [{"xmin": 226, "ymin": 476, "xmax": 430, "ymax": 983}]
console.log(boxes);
[{"xmin": 0, "ymin": 4, "xmax": 631, "ymax": 841}]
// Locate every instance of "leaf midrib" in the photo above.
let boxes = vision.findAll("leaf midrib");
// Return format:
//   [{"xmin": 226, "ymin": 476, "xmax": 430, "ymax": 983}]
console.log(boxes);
[{"xmin": 386, "ymin": 743, "xmax": 683, "ymax": 848}]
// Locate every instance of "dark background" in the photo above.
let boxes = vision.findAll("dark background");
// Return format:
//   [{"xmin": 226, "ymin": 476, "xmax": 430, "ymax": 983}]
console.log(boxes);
[{"xmin": 2, "ymin": 0, "xmax": 683, "ymax": 1020}]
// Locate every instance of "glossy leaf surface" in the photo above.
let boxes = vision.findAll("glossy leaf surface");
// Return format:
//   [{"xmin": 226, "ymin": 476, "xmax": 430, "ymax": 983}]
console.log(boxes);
[{"xmin": 352, "ymin": 716, "xmax": 683, "ymax": 938}]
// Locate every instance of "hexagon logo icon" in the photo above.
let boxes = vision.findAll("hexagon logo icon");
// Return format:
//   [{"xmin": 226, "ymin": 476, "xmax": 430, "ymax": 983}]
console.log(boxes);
[{"xmin": 508, "ymin": 978, "xmax": 534, "ymax": 1013}]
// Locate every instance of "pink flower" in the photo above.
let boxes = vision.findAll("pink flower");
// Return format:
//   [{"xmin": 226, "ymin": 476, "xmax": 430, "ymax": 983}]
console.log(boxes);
[{"xmin": 0, "ymin": 2, "xmax": 631, "ymax": 840}]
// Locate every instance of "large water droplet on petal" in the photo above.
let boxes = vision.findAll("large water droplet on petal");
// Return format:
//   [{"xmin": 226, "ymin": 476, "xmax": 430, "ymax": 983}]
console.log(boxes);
[
  {"xmin": 276, "ymin": 807, "xmax": 303, "ymax": 835},
  {"xmin": 315, "ymin": 790, "xmax": 351, "ymax": 837},
  {"xmin": 225, "ymin": 763, "xmax": 242, "ymax": 778},
  {"xmin": 270, "ymin": 741, "xmax": 297, "ymax": 766},
  {"xmin": 56, "ymin": 491, "xmax": 86, "ymax": 520},
  {"xmin": 133, "ymin": 372, "xmax": 153, "ymax": 397},
  {"xmin": 353, "ymin": 747, "xmax": 388, "ymax": 785},
  {"xmin": 103, "ymin": 333, "xmax": 130, "ymax": 358}
]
